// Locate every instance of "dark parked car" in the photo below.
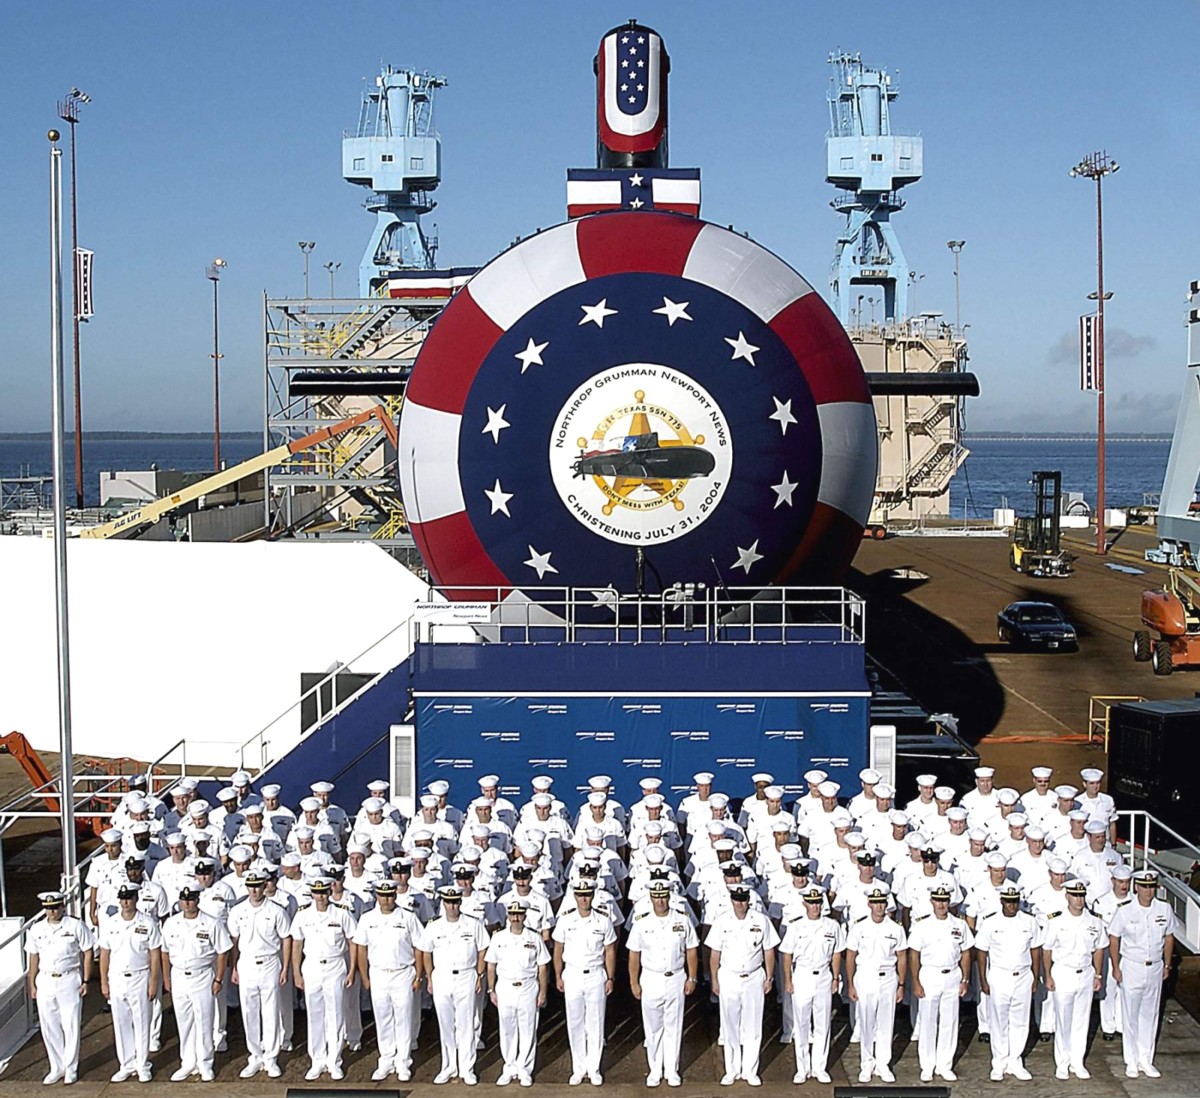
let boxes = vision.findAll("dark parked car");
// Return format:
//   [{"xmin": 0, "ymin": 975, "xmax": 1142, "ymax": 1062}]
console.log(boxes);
[{"xmin": 997, "ymin": 601, "xmax": 1078, "ymax": 650}]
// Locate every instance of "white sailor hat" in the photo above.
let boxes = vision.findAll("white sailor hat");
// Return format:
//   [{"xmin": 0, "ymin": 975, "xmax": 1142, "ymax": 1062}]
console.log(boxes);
[
  {"xmin": 532, "ymin": 775, "xmax": 554, "ymax": 791},
  {"xmin": 780, "ymin": 843, "xmax": 802, "ymax": 860},
  {"xmin": 709, "ymin": 793, "xmax": 730, "ymax": 809},
  {"xmin": 644, "ymin": 793, "xmax": 664, "ymax": 808},
  {"xmin": 1031, "ymin": 766, "xmax": 1053, "ymax": 779},
  {"xmin": 581, "ymin": 847, "xmax": 602, "ymax": 862},
  {"xmin": 639, "ymin": 777, "xmax": 663, "ymax": 792},
  {"xmin": 706, "ymin": 821, "xmax": 726, "ymax": 835},
  {"xmin": 229, "ymin": 844, "xmax": 253, "ymax": 863},
  {"xmin": 1026, "ymin": 825, "xmax": 1046, "ymax": 840},
  {"xmin": 587, "ymin": 775, "xmax": 612, "ymax": 790},
  {"xmin": 934, "ymin": 786, "xmax": 955, "ymax": 802},
  {"xmin": 770, "ymin": 818, "xmax": 792, "ymax": 833},
  {"xmin": 584, "ymin": 826, "xmax": 604, "ymax": 841},
  {"xmin": 1007, "ymin": 813, "xmax": 1028, "ymax": 828},
  {"xmin": 830, "ymin": 808, "xmax": 853, "ymax": 827},
  {"xmin": 764, "ymin": 786, "xmax": 784, "ymax": 800},
  {"xmin": 524, "ymin": 827, "xmax": 546, "ymax": 844},
  {"xmin": 1068, "ymin": 809, "xmax": 1089, "ymax": 822},
  {"xmin": 844, "ymin": 832, "xmax": 866, "ymax": 848},
  {"xmin": 292, "ymin": 825, "xmax": 315, "ymax": 840},
  {"xmin": 997, "ymin": 788, "xmax": 1019, "ymax": 805},
  {"xmin": 644, "ymin": 844, "xmax": 666, "ymax": 863},
  {"xmin": 817, "ymin": 780, "xmax": 841, "ymax": 798},
  {"xmin": 346, "ymin": 842, "xmax": 370, "ymax": 856},
  {"xmin": 586, "ymin": 791, "xmax": 607, "ymax": 806},
  {"xmin": 130, "ymin": 821, "xmax": 151, "ymax": 835},
  {"xmin": 242, "ymin": 831, "xmax": 262, "ymax": 846},
  {"xmin": 1080, "ymin": 768, "xmax": 1104, "ymax": 783},
  {"xmin": 1055, "ymin": 784, "xmax": 1078, "ymax": 799},
  {"xmin": 518, "ymin": 842, "xmax": 542, "ymax": 859},
  {"xmin": 460, "ymin": 846, "xmax": 482, "ymax": 862},
  {"xmin": 644, "ymin": 820, "xmax": 664, "ymax": 835},
  {"xmin": 125, "ymin": 795, "xmax": 150, "ymax": 813},
  {"xmin": 904, "ymin": 833, "xmax": 925, "ymax": 849},
  {"xmin": 531, "ymin": 793, "xmax": 553, "ymax": 808},
  {"xmin": 299, "ymin": 796, "xmax": 321, "ymax": 812},
  {"xmin": 419, "ymin": 794, "xmax": 439, "ymax": 808},
  {"xmin": 915, "ymin": 773, "xmax": 937, "ymax": 787},
  {"xmin": 187, "ymin": 802, "xmax": 208, "ymax": 818},
  {"xmin": 470, "ymin": 796, "xmax": 495, "ymax": 811},
  {"xmin": 974, "ymin": 766, "xmax": 996, "ymax": 778},
  {"xmin": 693, "ymin": 772, "xmax": 715, "ymax": 785},
  {"xmin": 280, "ymin": 852, "xmax": 302, "ymax": 868},
  {"xmin": 100, "ymin": 828, "xmax": 122, "ymax": 843},
  {"xmin": 804, "ymin": 769, "xmax": 828, "ymax": 785},
  {"xmin": 947, "ymin": 806, "xmax": 968, "ymax": 821},
  {"xmin": 468, "ymin": 823, "xmax": 490, "ymax": 838},
  {"xmin": 310, "ymin": 781, "xmax": 335, "ymax": 794},
  {"xmin": 363, "ymin": 797, "xmax": 386, "ymax": 813},
  {"xmin": 1047, "ymin": 857, "xmax": 1069, "ymax": 874},
  {"xmin": 367, "ymin": 779, "xmax": 390, "ymax": 793},
  {"xmin": 230, "ymin": 770, "xmax": 251, "ymax": 786},
  {"xmin": 427, "ymin": 780, "xmax": 450, "ymax": 796},
  {"xmin": 713, "ymin": 838, "xmax": 736, "ymax": 852},
  {"xmin": 243, "ymin": 803, "xmax": 264, "ymax": 816},
  {"xmin": 477, "ymin": 774, "xmax": 500, "ymax": 788},
  {"xmin": 888, "ymin": 810, "xmax": 909, "ymax": 825},
  {"xmin": 985, "ymin": 852, "xmax": 1008, "ymax": 868},
  {"xmin": 164, "ymin": 831, "xmax": 185, "ymax": 846},
  {"xmin": 859, "ymin": 767, "xmax": 882, "ymax": 784},
  {"xmin": 174, "ymin": 776, "xmax": 199, "ymax": 793},
  {"xmin": 967, "ymin": 827, "xmax": 989, "ymax": 842},
  {"xmin": 751, "ymin": 772, "xmax": 774, "ymax": 785},
  {"xmin": 875, "ymin": 784, "xmax": 895, "ymax": 799},
  {"xmin": 216, "ymin": 788, "xmax": 237, "ymax": 803},
  {"xmin": 1111, "ymin": 863, "xmax": 1133, "ymax": 880},
  {"xmin": 260, "ymin": 784, "xmax": 281, "ymax": 798},
  {"xmin": 1084, "ymin": 819, "xmax": 1108, "ymax": 834},
  {"xmin": 409, "ymin": 847, "xmax": 430, "ymax": 861}
]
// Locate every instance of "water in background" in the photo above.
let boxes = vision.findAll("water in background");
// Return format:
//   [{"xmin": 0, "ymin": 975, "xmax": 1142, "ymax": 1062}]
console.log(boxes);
[
  {"xmin": 0, "ymin": 435, "xmax": 1176, "ymax": 517},
  {"xmin": 949, "ymin": 438, "xmax": 1171, "ymax": 520}
]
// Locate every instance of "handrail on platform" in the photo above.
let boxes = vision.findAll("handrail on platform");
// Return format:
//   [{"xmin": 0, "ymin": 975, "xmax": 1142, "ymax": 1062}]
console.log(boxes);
[
  {"xmin": 1088, "ymin": 694, "xmax": 1144, "ymax": 749},
  {"xmin": 1116, "ymin": 808, "xmax": 1200, "ymax": 953}
]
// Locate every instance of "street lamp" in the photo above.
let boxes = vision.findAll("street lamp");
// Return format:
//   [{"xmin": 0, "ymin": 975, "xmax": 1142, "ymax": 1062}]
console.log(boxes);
[
  {"xmin": 323, "ymin": 260, "xmax": 341, "ymax": 299},
  {"xmin": 57, "ymin": 87, "xmax": 90, "ymax": 509},
  {"xmin": 856, "ymin": 293, "xmax": 865, "ymax": 327},
  {"xmin": 1070, "ymin": 151, "xmax": 1119, "ymax": 555},
  {"xmin": 908, "ymin": 271, "xmax": 925, "ymax": 316},
  {"xmin": 206, "ymin": 258, "xmax": 227, "ymax": 470},
  {"xmin": 298, "ymin": 241, "xmax": 316, "ymax": 298},
  {"xmin": 946, "ymin": 240, "xmax": 965, "ymax": 333}
]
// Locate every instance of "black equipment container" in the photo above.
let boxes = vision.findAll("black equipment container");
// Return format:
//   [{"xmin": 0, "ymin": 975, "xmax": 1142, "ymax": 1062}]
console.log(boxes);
[{"xmin": 1108, "ymin": 698, "xmax": 1198, "ymax": 840}]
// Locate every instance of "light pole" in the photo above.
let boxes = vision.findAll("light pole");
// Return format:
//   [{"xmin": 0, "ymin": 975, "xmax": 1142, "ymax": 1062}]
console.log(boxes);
[
  {"xmin": 298, "ymin": 241, "xmax": 316, "ymax": 298},
  {"xmin": 856, "ymin": 293, "xmax": 865, "ymax": 327},
  {"xmin": 323, "ymin": 260, "xmax": 341, "ymax": 299},
  {"xmin": 908, "ymin": 271, "xmax": 925, "ymax": 316},
  {"xmin": 47, "ymin": 129, "xmax": 79, "ymax": 902},
  {"xmin": 946, "ymin": 240, "xmax": 965, "ymax": 333},
  {"xmin": 57, "ymin": 88, "xmax": 90, "ymax": 510},
  {"xmin": 1070, "ymin": 151, "xmax": 1119, "ymax": 555},
  {"xmin": 206, "ymin": 258, "xmax": 227, "ymax": 470}
]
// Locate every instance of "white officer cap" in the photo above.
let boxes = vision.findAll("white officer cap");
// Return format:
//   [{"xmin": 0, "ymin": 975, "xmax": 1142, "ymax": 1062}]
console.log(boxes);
[
  {"xmin": 985, "ymin": 852, "xmax": 1008, "ymax": 868},
  {"xmin": 229, "ymin": 844, "xmax": 253, "ymax": 863},
  {"xmin": 587, "ymin": 775, "xmax": 611, "ymax": 790},
  {"xmin": 280, "ymin": 852, "xmax": 302, "ymax": 867},
  {"xmin": 644, "ymin": 793, "xmax": 664, "ymax": 809},
  {"xmin": 419, "ymin": 794, "xmax": 439, "ymax": 808},
  {"xmin": 363, "ymin": 797, "xmax": 385, "ymax": 813},
  {"xmin": 693, "ymin": 772, "xmax": 715, "ymax": 784},
  {"xmin": 644, "ymin": 821, "xmax": 664, "ymax": 835},
  {"xmin": 915, "ymin": 773, "xmax": 937, "ymax": 788},
  {"xmin": 709, "ymin": 793, "xmax": 730, "ymax": 809},
  {"xmin": 764, "ymin": 786, "xmax": 784, "ymax": 800},
  {"xmin": 875, "ymin": 784, "xmax": 895, "ymax": 799},
  {"xmin": 859, "ymin": 768, "xmax": 882, "ymax": 784},
  {"xmin": 967, "ymin": 828, "xmax": 989, "ymax": 842},
  {"xmin": 531, "ymin": 793, "xmax": 553, "ymax": 808},
  {"xmin": 1068, "ymin": 810, "xmax": 1089, "ymax": 822},
  {"xmin": 367, "ymin": 779, "xmax": 390, "ymax": 793},
  {"xmin": 1047, "ymin": 857, "xmax": 1069, "ymax": 874},
  {"xmin": 639, "ymin": 777, "xmax": 662, "ymax": 792},
  {"xmin": 1031, "ymin": 766, "xmax": 1053, "ymax": 779},
  {"xmin": 706, "ymin": 821, "xmax": 726, "ymax": 835},
  {"xmin": 844, "ymin": 832, "xmax": 866, "ymax": 849},
  {"xmin": 292, "ymin": 826, "xmax": 315, "ymax": 840},
  {"xmin": 164, "ymin": 831, "xmax": 185, "ymax": 846},
  {"xmin": 974, "ymin": 766, "xmax": 996, "ymax": 778},
  {"xmin": 934, "ymin": 786, "xmax": 955, "ymax": 802},
  {"xmin": 1080, "ymin": 768, "xmax": 1104, "ymax": 783},
  {"xmin": 587, "ymin": 791, "xmax": 607, "ymax": 807},
  {"xmin": 216, "ymin": 788, "xmax": 238, "ymax": 804},
  {"xmin": 645, "ymin": 845, "xmax": 666, "ymax": 863},
  {"xmin": 997, "ymin": 788, "xmax": 1019, "ymax": 805},
  {"xmin": 1007, "ymin": 813, "xmax": 1028, "ymax": 828},
  {"xmin": 310, "ymin": 781, "xmax": 335, "ymax": 794},
  {"xmin": 1111, "ymin": 863, "xmax": 1133, "ymax": 880},
  {"xmin": 1026, "ymin": 826, "xmax": 1046, "ymax": 841},
  {"xmin": 888, "ymin": 810, "xmax": 909, "ymax": 825},
  {"xmin": 243, "ymin": 803, "xmax": 264, "ymax": 816},
  {"xmin": 904, "ymin": 833, "xmax": 925, "ymax": 849},
  {"xmin": 817, "ymin": 781, "xmax": 841, "ymax": 798},
  {"xmin": 427, "ymin": 780, "xmax": 450, "ymax": 796},
  {"xmin": 531, "ymin": 775, "xmax": 554, "ymax": 791},
  {"xmin": 771, "ymin": 819, "xmax": 792, "ymax": 833},
  {"xmin": 1055, "ymin": 784, "xmax": 1078, "ymax": 800},
  {"xmin": 260, "ymin": 784, "xmax": 281, "ymax": 798},
  {"xmin": 751, "ymin": 772, "xmax": 774, "ymax": 784},
  {"xmin": 299, "ymin": 797, "xmax": 321, "ymax": 812},
  {"xmin": 947, "ymin": 806, "xmax": 968, "ymax": 821},
  {"xmin": 1084, "ymin": 819, "xmax": 1107, "ymax": 834},
  {"xmin": 804, "ymin": 769, "xmax": 828, "ymax": 785}
]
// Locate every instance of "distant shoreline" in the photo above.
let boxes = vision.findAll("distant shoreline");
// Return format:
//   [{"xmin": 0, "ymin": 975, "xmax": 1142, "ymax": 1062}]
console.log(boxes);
[
  {"xmin": 964, "ymin": 433, "xmax": 1171, "ymax": 442},
  {"xmin": 0, "ymin": 431, "xmax": 262, "ymax": 441}
]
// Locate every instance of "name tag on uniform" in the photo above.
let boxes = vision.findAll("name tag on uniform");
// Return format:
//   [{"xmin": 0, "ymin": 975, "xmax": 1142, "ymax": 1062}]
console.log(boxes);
[
  {"xmin": 671, "ymin": 924, "xmax": 684, "ymax": 933},
  {"xmin": 134, "ymin": 927, "xmax": 148, "ymax": 936}
]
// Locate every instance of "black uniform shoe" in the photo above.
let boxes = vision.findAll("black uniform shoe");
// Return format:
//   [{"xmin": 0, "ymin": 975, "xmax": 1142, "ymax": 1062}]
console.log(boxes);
[
  {"xmin": 1102, "ymin": 1032, "xmax": 1117, "ymax": 1042},
  {"xmin": 978, "ymin": 1033, "xmax": 991, "ymax": 1044},
  {"xmin": 1039, "ymin": 1032, "xmax": 1053, "ymax": 1043}
]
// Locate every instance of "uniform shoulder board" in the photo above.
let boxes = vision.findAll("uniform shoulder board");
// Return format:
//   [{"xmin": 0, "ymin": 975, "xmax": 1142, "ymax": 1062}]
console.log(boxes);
[
  {"xmin": 633, "ymin": 911, "xmax": 649, "ymax": 921},
  {"xmin": 915, "ymin": 914, "xmax": 930, "ymax": 922},
  {"xmin": 983, "ymin": 911, "xmax": 997, "ymax": 919},
  {"xmin": 1117, "ymin": 898, "xmax": 1131, "ymax": 907},
  {"xmin": 299, "ymin": 902, "xmax": 313, "ymax": 911},
  {"xmin": 1046, "ymin": 911, "xmax": 1061, "ymax": 919},
  {"xmin": 855, "ymin": 915, "xmax": 868, "ymax": 923}
]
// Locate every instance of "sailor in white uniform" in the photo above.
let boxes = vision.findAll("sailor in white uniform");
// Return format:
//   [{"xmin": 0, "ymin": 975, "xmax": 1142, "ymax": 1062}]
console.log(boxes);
[
  {"xmin": 1109, "ymin": 868, "xmax": 1177, "ymax": 1079},
  {"xmin": 845, "ymin": 887, "xmax": 907, "ymax": 1084},
  {"xmin": 779, "ymin": 887, "xmax": 845, "ymax": 1084},
  {"xmin": 553, "ymin": 882, "xmax": 617, "ymax": 1085},
  {"xmin": 1041, "ymin": 879, "xmax": 1104, "ymax": 1080},
  {"xmin": 908, "ymin": 885, "xmax": 974, "ymax": 1083},
  {"xmin": 26, "ymin": 892, "xmax": 94, "ymax": 1086},
  {"xmin": 974, "ymin": 884, "xmax": 1040, "ymax": 1080},
  {"xmin": 486, "ymin": 899, "xmax": 550, "ymax": 1086},
  {"xmin": 99, "ymin": 883, "xmax": 163, "ymax": 1082}
]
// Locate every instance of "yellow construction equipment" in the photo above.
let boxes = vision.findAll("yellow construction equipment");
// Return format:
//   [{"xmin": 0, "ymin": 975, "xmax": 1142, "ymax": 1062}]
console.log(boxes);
[{"xmin": 80, "ymin": 408, "xmax": 399, "ymax": 540}]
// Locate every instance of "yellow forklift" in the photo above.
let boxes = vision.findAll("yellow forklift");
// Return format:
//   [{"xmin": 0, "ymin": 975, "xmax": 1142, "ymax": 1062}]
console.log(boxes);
[{"xmin": 1010, "ymin": 470, "xmax": 1075, "ymax": 577}]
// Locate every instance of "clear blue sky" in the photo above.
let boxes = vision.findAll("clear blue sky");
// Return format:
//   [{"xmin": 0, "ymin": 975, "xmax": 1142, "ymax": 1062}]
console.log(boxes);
[{"xmin": 3, "ymin": 2, "xmax": 1196, "ymax": 433}]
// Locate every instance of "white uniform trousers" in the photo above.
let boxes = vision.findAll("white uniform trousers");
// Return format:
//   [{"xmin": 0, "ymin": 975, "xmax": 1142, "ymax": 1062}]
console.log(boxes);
[
  {"xmin": 637, "ymin": 969, "xmax": 686, "ymax": 1080},
  {"xmin": 281, "ymin": 970, "xmax": 296, "ymax": 1049},
  {"xmin": 985, "ymin": 966, "xmax": 1033, "ymax": 1073},
  {"xmin": 1033, "ymin": 969, "xmax": 1054, "ymax": 1034},
  {"xmin": 237, "ymin": 955, "xmax": 283, "ymax": 1066},
  {"xmin": 717, "ymin": 965, "xmax": 766, "ymax": 1080},
  {"xmin": 369, "ymin": 965, "xmax": 417, "ymax": 1075},
  {"xmin": 35, "ymin": 970, "xmax": 83, "ymax": 1080},
  {"xmin": 344, "ymin": 971, "xmax": 363, "ymax": 1048},
  {"xmin": 171, "ymin": 965, "xmax": 217, "ymax": 1073},
  {"xmin": 915, "ymin": 965, "xmax": 961, "ymax": 1074},
  {"xmin": 776, "ymin": 954, "xmax": 794, "ymax": 1041},
  {"xmin": 789, "ymin": 967, "xmax": 833, "ymax": 1080},
  {"xmin": 1119, "ymin": 959, "xmax": 1165, "ymax": 1070},
  {"xmin": 853, "ymin": 966, "xmax": 898, "ymax": 1075},
  {"xmin": 432, "ymin": 968, "xmax": 480, "ymax": 1077},
  {"xmin": 301, "ymin": 956, "xmax": 348, "ymax": 1071},
  {"xmin": 1049, "ymin": 962, "xmax": 1092, "ymax": 1072},
  {"xmin": 495, "ymin": 976, "xmax": 540, "ymax": 1079},
  {"xmin": 562, "ymin": 966, "xmax": 607, "ymax": 1077},
  {"xmin": 1099, "ymin": 951, "xmax": 1122, "ymax": 1035},
  {"xmin": 212, "ymin": 978, "xmax": 228, "ymax": 1051},
  {"xmin": 109, "ymin": 968, "xmax": 153, "ymax": 1073},
  {"xmin": 150, "ymin": 988, "xmax": 163, "ymax": 1050}
]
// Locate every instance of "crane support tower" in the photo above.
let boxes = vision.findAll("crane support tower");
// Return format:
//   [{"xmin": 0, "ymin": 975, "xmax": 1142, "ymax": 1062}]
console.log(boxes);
[
  {"xmin": 826, "ymin": 51, "xmax": 923, "ymax": 326},
  {"xmin": 343, "ymin": 66, "xmax": 447, "ymax": 295}
]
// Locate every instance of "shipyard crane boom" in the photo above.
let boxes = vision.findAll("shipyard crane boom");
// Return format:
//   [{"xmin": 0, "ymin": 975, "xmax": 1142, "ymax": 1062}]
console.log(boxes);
[{"xmin": 79, "ymin": 408, "xmax": 399, "ymax": 540}]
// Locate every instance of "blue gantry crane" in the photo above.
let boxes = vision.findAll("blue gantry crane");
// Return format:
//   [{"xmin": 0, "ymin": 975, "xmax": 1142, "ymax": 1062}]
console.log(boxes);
[
  {"xmin": 343, "ymin": 66, "xmax": 447, "ymax": 295},
  {"xmin": 826, "ymin": 51, "xmax": 923, "ymax": 326}
]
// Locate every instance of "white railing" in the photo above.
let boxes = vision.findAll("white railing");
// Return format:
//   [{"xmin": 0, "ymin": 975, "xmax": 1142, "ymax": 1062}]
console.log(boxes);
[
  {"xmin": 236, "ymin": 618, "xmax": 413, "ymax": 776},
  {"xmin": 1117, "ymin": 809, "xmax": 1200, "ymax": 953}
]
